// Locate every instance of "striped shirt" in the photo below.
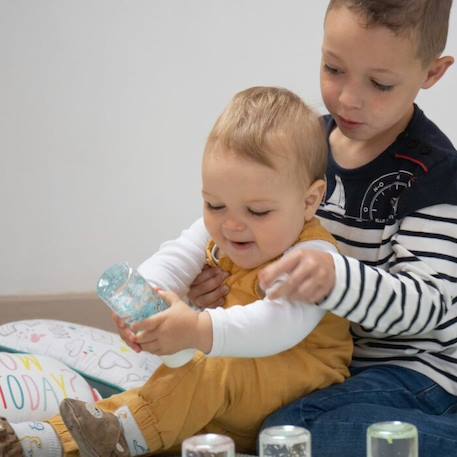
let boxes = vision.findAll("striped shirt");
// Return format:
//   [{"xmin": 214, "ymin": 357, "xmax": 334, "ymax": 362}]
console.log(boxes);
[{"xmin": 318, "ymin": 105, "xmax": 457, "ymax": 394}]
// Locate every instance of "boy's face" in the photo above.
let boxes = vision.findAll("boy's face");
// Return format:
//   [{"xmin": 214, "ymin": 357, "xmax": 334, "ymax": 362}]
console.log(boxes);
[
  {"xmin": 321, "ymin": 6, "xmax": 430, "ymax": 143},
  {"xmin": 202, "ymin": 148, "xmax": 308, "ymax": 269}
]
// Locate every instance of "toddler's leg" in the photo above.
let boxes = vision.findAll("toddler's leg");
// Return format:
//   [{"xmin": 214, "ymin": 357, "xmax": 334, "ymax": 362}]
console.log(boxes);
[
  {"xmin": 55, "ymin": 341, "xmax": 347, "ymax": 456},
  {"xmin": 58, "ymin": 400, "xmax": 131, "ymax": 457},
  {"xmin": 0, "ymin": 417, "xmax": 63, "ymax": 457},
  {"xmin": 56, "ymin": 352, "xmax": 290, "ymax": 455},
  {"xmin": 49, "ymin": 387, "xmax": 152, "ymax": 457},
  {"xmin": 56, "ymin": 352, "xmax": 242, "ymax": 456},
  {"xmin": 47, "ymin": 352, "xmax": 238, "ymax": 456}
]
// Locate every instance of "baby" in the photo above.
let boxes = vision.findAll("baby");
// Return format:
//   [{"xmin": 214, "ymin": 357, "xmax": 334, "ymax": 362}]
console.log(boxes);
[{"xmin": 1, "ymin": 87, "xmax": 352, "ymax": 457}]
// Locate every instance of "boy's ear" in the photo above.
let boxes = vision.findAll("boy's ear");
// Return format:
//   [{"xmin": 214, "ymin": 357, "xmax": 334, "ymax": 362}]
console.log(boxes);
[
  {"xmin": 422, "ymin": 55, "xmax": 454, "ymax": 89},
  {"xmin": 304, "ymin": 179, "xmax": 326, "ymax": 221}
]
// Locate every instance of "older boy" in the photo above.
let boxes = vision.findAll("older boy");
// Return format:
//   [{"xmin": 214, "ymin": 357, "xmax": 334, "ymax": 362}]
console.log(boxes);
[
  {"xmin": 0, "ymin": 87, "xmax": 352, "ymax": 457},
  {"xmin": 169, "ymin": 1, "xmax": 457, "ymax": 456}
]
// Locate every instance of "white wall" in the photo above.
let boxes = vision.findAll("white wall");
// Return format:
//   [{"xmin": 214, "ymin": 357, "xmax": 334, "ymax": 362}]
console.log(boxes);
[{"xmin": 1, "ymin": 1, "xmax": 456, "ymax": 295}]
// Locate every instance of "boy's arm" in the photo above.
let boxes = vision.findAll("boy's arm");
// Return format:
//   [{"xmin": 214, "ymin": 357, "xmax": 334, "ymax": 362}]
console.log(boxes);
[
  {"xmin": 319, "ymin": 204, "xmax": 457, "ymax": 335},
  {"xmin": 137, "ymin": 217, "xmax": 210, "ymax": 297}
]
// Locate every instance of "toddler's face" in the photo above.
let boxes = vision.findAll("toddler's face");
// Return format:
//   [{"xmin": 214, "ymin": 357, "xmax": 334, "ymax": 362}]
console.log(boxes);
[
  {"xmin": 202, "ymin": 149, "xmax": 308, "ymax": 269},
  {"xmin": 320, "ymin": 6, "xmax": 430, "ymax": 144}
]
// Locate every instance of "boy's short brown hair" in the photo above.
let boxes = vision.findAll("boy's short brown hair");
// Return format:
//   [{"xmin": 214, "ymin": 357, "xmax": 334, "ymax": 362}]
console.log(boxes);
[
  {"xmin": 327, "ymin": 0, "xmax": 452, "ymax": 66},
  {"xmin": 205, "ymin": 86, "xmax": 327, "ymax": 184}
]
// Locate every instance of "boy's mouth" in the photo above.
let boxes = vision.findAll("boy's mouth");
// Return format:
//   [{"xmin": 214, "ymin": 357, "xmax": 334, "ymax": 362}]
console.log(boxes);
[{"xmin": 337, "ymin": 114, "xmax": 363, "ymax": 129}]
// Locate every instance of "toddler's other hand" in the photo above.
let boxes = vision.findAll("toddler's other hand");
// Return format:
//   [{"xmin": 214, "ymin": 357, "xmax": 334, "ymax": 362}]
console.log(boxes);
[
  {"xmin": 112, "ymin": 312, "xmax": 142, "ymax": 353},
  {"xmin": 259, "ymin": 249, "xmax": 336, "ymax": 304},
  {"xmin": 188, "ymin": 265, "xmax": 230, "ymax": 309}
]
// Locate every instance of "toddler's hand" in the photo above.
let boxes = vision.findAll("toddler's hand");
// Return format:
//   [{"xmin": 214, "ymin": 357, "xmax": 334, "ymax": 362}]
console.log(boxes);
[
  {"xmin": 111, "ymin": 312, "xmax": 142, "ymax": 353},
  {"xmin": 259, "ymin": 249, "xmax": 336, "ymax": 304},
  {"xmin": 131, "ymin": 290, "xmax": 213, "ymax": 355},
  {"xmin": 188, "ymin": 265, "xmax": 230, "ymax": 309}
]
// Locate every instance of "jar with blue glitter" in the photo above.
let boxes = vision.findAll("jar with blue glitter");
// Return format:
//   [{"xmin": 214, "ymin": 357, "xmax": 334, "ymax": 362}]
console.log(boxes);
[
  {"xmin": 97, "ymin": 262, "xmax": 169, "ymax": 324},
  {"xmin": 97, "ymin": 262, "xmax": 196, "ymax": 367}
]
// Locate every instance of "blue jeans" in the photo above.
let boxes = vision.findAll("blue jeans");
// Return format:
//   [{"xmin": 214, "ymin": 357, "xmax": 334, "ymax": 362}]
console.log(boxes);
[{"xmin": 261, "ymin": 365, "xmax": 457, "ymax": 457}]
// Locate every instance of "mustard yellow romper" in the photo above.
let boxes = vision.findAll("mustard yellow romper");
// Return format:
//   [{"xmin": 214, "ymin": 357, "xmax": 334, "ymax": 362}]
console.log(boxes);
[{"xmin": 49, "ymin": 217, "xmax": 352, "ymax": 455}]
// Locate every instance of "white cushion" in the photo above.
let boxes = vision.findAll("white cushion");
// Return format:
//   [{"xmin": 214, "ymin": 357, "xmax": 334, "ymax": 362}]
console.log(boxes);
[
  {"xmin": 0, "ymin": 352, "xmax": 101, "ymax": 422},
  {"xmin": 0, "ymin": 319, "xmax": 163, "ymax": 397}
]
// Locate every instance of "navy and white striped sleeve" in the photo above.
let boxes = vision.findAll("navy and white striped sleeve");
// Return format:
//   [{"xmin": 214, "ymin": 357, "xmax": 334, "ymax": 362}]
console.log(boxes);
[{"xmin": 320, "ymin": 204, "xmax": 457, "ymax": 335}]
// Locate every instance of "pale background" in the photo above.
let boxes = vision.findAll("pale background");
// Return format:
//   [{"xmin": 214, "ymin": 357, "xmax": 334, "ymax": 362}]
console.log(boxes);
[{"xmin": 1, "ymin": 1, "xmax": 456, "ymax": 296}]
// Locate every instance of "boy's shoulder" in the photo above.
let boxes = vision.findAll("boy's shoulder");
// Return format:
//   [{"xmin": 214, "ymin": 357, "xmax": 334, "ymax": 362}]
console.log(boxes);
[
  {"xmin": 400, "ymin": 104, "xmax": 455, "ymax": 157},
  {"xmin": 395, "ymin": 105, "xmax": 457, "ymax": 215}
]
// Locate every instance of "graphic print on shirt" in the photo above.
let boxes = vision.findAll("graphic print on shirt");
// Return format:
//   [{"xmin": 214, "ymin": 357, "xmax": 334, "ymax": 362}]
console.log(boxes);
[
  {"xmin": 326, "ymin": 175, "xmax": 346, "ymax": 216},
  {"xmin": 359, "ymin": 170, "xmax": 414, "ymax": 222},
  {"xmin": 325, "ymin": 170, "xmax": 414, "ymax": 223}
]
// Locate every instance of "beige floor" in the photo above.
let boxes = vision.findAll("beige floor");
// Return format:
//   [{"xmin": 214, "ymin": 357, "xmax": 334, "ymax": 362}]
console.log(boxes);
[{"xmin": 0, "ymin": 293, "xmax": 117, "ymax": 332}]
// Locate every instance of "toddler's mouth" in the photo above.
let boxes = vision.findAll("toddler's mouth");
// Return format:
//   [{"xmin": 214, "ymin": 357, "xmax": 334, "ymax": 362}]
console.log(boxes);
[{"xmin": 229, "ymin": 240, "xmax": 255, "ymax": 250}]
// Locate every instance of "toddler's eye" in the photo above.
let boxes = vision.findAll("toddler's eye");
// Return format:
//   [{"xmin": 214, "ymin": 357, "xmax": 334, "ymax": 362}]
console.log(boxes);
[
  {"xmin": 248, "ymin": 208, "xmax": 271, "ymax": 217},
  {"xmin": 372, "ymin": 80, "xmax": 394, "ymax": 92},
  {"xmin": 323, "ymin": 64, "xmax": 341, "ymax": 75},
  {"xmin": 206, "ymin": 202, "xmax": 225, "ymax": 211}
]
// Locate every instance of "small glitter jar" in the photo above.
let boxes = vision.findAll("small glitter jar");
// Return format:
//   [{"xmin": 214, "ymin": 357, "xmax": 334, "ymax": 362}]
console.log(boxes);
[
  {"xmin": 182, "ymin": 434, "xmax": 235, "ymax": 457},
  {"xmin": 259, "ymin": 425, "xmax": 311, "ymax": 457},
  {"xmin": 367, "ymin": 421, "xmax": 418, "ymax": 457}
]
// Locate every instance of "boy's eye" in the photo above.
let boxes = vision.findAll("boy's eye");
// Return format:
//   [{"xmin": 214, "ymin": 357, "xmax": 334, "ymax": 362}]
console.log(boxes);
[
  {"xmin": 371, "ymin": 79, "xmax": 394, "ymax": 92},
  {"xmin": 248, "ymin": 208, "xmax": 271, "ymax": 217},
  {"xmin": 206, "ymin": 202, "xmax": 225, "ymax": 211},
  {"xmin": 323, "ymin": 63, "xmax": 341, "ymax": 75}
]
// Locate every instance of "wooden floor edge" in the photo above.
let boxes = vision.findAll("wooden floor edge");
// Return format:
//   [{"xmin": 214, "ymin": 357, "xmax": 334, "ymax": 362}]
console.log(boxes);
[
  {"xmin": 0, "ymin": 292, "xmax": 116, "ymax": 331},
  {"xmin": 0, "ymin": 292, "xmax": 99, "ymax": 305}
]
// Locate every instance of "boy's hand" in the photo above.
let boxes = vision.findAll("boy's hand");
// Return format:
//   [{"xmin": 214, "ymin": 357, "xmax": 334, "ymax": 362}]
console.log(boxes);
[
  {"xmin": 258, "ymin": 249, "xmax": 336, "ymax": 304},
  {"xmin": 112, "ymin": 312, "xmax": 142, "ymax": 353},
  {"xmin": 188, "ymin": 265, "xmax": 230, "ymax": 309},
  {"xmin": 131, "ymin": 290, "xmax": 213, "ymax": 355}
]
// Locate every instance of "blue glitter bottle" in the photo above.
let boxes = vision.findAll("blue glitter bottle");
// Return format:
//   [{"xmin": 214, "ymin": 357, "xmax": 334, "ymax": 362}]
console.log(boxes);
[
  {"xmin": 97, "ymin": 262, "xmax": 195, "ymax": 367},
  {"xmin": 97, "ymin": 262, "xmax": 169, "ymax": 324}
]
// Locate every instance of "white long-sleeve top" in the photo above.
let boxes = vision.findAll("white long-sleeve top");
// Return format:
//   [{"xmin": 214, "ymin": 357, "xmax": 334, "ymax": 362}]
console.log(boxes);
[{"xmin": 138, "ymin": 218, "xmax": 336, "ymax": 358}]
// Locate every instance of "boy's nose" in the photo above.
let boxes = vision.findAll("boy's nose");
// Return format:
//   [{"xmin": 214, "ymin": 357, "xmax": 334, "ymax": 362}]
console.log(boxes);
[{"xmin": 339, "ymin": 84, "xmax": 363, "ymax": 110}]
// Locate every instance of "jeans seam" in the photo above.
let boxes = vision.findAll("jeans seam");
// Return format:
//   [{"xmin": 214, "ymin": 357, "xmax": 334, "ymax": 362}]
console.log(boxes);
[{"xmin": 415, "ymin": 383, "xmax": 439, "ymax": 397}]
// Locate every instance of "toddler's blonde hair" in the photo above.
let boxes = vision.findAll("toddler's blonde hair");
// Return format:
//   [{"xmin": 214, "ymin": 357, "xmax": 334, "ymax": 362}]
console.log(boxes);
[{"xmin": 205, "ymin": 86, "xmax": 327, "ymax": 185}]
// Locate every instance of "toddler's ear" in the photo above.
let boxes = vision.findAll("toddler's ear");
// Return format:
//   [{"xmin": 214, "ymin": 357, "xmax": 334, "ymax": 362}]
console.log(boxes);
[
  {"xmin": 304, "ymin": 179, "xmax": 326, "ymax": 221},
  {"xmin": 422, "ymin": 55, "xmax": 454, "ymax": 89}
]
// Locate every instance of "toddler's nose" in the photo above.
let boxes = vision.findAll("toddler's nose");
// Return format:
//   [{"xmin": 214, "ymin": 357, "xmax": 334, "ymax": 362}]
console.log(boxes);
[{"xmin": 222, "ymin": 218, "xmax": 246, "ymax": 232}]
